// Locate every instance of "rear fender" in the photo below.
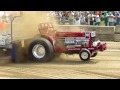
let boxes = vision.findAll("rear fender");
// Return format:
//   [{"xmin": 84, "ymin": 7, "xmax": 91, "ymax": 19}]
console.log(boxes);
[{"xmin": 41, "ymin": 35, "xmax": 55, "ymax": 45}]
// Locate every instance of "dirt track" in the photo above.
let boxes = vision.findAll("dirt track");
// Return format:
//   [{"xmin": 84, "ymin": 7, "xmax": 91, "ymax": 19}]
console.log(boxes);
[{"xmin": 0, "ymin": 50, "xmax": 120, "ymax": 79}]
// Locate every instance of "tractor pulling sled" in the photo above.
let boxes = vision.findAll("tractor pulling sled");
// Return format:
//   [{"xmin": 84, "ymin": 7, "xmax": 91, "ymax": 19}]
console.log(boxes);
[{"xmin": 27, "ymin": 23, "xmax": 107, "ymax": 62}]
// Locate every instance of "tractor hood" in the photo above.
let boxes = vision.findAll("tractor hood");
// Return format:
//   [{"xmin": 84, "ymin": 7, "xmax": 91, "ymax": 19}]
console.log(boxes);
[{"xmin": 55, "ymin": 31, "xmax": 86, "ymax": 37}]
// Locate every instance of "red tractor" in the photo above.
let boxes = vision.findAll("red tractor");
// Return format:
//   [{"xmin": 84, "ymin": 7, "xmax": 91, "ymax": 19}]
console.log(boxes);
[{"xmin": 28, "ymin": 23, "xmax": 107, "ymax": 62}]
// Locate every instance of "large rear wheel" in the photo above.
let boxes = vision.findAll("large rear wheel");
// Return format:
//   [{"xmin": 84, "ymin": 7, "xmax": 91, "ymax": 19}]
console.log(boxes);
[{"xmin": 28, "ymin": 38, "xmax": 54, "ymax": 62}]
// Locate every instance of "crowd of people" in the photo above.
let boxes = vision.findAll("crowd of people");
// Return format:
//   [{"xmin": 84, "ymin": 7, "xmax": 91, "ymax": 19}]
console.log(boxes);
[
  {"xmin": 0, "ymin": 11, "xmax": 120, "ymax": 26},
  {"xmin": 49, "ymin": 11, "xmax": 120, "ymax": 26}
]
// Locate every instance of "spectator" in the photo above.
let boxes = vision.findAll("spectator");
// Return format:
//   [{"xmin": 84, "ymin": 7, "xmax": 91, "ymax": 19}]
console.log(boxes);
[
  {"xmin": 95, "ymin": 14, "xmax": 101, "ymax": 26},
  {"xmin": 74, "ymin": 11, "xmax": 80, "ymax": 25},
  {"xmin": 74, "ymin": 17, "xmax": 80, "ymax": 25},
  {"xmin": 80, "ymin": 13, "xmax": 86, "ymax": 25},
  {"xmin": 97, "ymin": 11, "xmax": 102, "ymax": 17},
  {"xmin": 69, "ymin": 12, "xmax": 74, "ymax": 25},
  {"xmin": 85, "ymin": 15, "xmax": 89, "ymax": 25},
  {"xmin": 0, "ymin": 20, "xmax": 7, "ymax": 35},
  {"xmin": 103, "ymin": 11, "xmax": 109, "ymax": 26},
  {"xmin": 65, "ymin": 11, "xmax": 69, "ymax": 24},
  {"xmin": 85, "ymin": 12, "xmax": 90, "ymax": 25},
  {"xmin": 115, "ymin": 11, "xmax": 120, "ymax": 26},
  {"xmin": 58, "ymin": 11, "xmax": 63, "ymax": 24},
  {"xmin": 108, "ymin": 12, "xmax": 115, "ymax": 26},
  {"xmin": 88, "ymin": 12, "xmax": 95, "ymax": 25},
  {"xmin": 61, "ymin": 13, "xmax": 66, "ymax": 25}
]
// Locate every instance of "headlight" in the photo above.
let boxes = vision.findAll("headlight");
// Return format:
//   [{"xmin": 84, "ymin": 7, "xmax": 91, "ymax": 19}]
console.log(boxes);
[{"xmin": 93, "ymin": 42, "xmax": 98, "ymax": 47}]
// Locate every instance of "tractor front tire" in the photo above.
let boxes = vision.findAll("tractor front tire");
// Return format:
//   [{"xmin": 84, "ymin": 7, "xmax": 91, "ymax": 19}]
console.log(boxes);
[{"xmin": 79, "ymin": 49, "xmax": 91, "ymax": 61}]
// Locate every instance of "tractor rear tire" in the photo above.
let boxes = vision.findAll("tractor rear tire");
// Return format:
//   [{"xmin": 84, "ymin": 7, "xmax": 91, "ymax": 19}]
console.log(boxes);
[
  {"xmin": 79, "ymin": 49, "xmax": 91, "ymax": 61},
  {"xmin": 28, "ymin": 38, "xmax": 54, "ymax": 62}
]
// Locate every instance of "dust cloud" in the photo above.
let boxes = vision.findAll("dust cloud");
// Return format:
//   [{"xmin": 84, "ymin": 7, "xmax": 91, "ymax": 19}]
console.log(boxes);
[
  {"xmin": 6, "ymin": 11, "xmax": 58, "ymax": 41},
  {"xmin": 55, "ymin": 25, "xmax": 85, "ymax": 32},
  {"xmin": 5, "ymin": 11, "xmax": 85, "ymax": 41}
]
